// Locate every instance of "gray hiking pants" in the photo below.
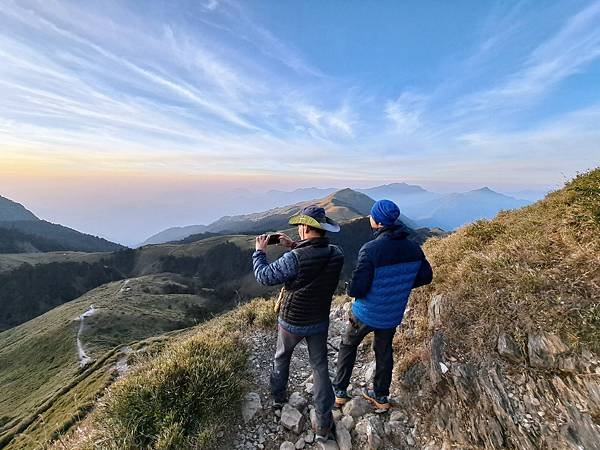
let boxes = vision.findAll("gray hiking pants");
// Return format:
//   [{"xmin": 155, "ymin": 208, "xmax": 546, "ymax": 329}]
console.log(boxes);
[{"xmin": 270, "ymin": 325, "xmax": 334, "ymax": 429}]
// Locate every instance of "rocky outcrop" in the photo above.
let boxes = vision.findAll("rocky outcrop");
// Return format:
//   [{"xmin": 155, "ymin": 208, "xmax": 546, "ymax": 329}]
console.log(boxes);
[
  {"xmin": 231, "ymin": 301, "xmax": 600, "ymax": 449},
  {"xmin": 399, "ymin": 296, "xmax": 600, "ymax": 449}
]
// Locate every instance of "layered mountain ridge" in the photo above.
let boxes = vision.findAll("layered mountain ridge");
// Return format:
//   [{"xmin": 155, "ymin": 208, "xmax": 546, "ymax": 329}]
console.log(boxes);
[
  {"xmin": 141, "ymin": 183, "xmax": 531, "ymax": 246},
  {"xmin": 0, "ymin": 196, "xmax": 124, "ymax": 253}
]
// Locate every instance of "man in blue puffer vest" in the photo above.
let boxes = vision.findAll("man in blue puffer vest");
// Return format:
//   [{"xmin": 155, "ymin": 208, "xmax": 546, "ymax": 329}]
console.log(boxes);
[{"xmin": 333, "ymin": 199, "xmax": 433, "ymax": 410}]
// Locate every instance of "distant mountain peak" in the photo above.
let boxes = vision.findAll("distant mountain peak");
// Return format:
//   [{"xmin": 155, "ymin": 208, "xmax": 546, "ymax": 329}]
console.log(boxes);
[
  {"xmin": 473, "ymin": 186, "xmax": 495, "ymax": 194},
  {"xmin": 0, "ymin": 195, "xmax": 39, "ymax": 221}
]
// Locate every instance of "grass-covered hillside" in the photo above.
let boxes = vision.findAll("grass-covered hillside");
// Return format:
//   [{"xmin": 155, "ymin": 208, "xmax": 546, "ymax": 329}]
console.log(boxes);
[
  {"xmin": 0, "ymin": 274, "xmax": 229, "ymax": 450},
  {"xmin": 54, "ymin": 299, "xmax": 279, "ymax": 450},
  {"xmin": 0, "ymin": 220, "xmax": 125, "ymax": 253},
  {"xmin": 397, "ymin": 168, "xmax": 599, "ymax": 361}
]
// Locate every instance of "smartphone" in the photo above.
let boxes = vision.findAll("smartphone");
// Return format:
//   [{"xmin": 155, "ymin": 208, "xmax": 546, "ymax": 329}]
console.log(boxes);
[{"xmin": 267, "ymin": 234, "xmax": 281, "ymax": 245}]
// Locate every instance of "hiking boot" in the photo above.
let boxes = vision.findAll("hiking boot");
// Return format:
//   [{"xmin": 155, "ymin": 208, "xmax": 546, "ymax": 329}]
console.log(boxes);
[
  {"xmin": 315, "ymin": 421, "xmax": 336, "ymax": 443},
  {"xmin": 334, "ymin": 389, "xmax": 351, "ymax": 408},
  {"xmin": 271, "ymin": 395, "xmax": 287, "ymax": 411},
  {"xmin": 361, "ymin": 388, "xmax": 391, "ymax": 410}
]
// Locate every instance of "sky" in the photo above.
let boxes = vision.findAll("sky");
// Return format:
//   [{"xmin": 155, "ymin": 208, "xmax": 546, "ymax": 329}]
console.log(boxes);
[{"xmin": 0, "ymin": 0, "xmax": 599, "ymax": 244}]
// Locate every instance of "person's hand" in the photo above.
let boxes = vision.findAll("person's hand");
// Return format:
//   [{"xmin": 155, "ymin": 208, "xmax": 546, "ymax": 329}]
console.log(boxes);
[
  {"xmin": 277, "ymin": 232, "xmax": 295, "ymax": 249},
  {"xmin": 255, "ymin": 234, "xmax": 269, "ymax": 252}
]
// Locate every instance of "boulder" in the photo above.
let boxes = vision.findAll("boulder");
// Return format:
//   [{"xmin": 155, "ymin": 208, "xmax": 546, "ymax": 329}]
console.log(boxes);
[
  {"xmin": 367, "ymin": 420, "xmax": 383, "ymax": 449},
  {"xmin": 497, "ymin": 332, "xmax": 524, "ymax": 363},
  {"xmin": 384, "ymin": 420, "xmax": 405, "ymax": 446},
  {"xmin": 280, "ymin": 442, "xmax": 295, "ymax": 450},
  {"xmin": 309, "ymin": 407, "xmax": 318, "ymax": 431},
  {"xmin": 304, "ymin": 430, "xmax": 315, "ymax": 443},
  {"xmin": 281, "ymin": 404, "xmax": 306, "ymax": 434},
  {"xmin": 241, "ymin": 392, "xmax": 262, "ymax": 423},
  {"xmin": 390, "ymin": 410, "xmax": 407, "ymax": 423},
  {"xmin": 332, "ymin": 409, "xmax": 343, "ymax": 422},
  {"xmin": 527, "ymin": 332, "xmax": 569, "ymax": 369}
]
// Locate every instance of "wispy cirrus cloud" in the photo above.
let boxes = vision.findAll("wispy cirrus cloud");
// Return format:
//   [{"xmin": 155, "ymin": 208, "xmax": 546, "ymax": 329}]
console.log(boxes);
[
  {"xmin": 1, "ymin": 0, "xmax": 599, "ymax": 243},
  {"xmin": 455, "ymin": 1, "xmax": 600, "ymax": 115}
]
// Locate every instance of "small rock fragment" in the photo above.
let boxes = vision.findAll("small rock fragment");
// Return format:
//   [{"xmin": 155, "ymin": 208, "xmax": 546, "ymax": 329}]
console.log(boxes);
[
  {"xmin": 242, "ymin": 392, "xmax": 262, "ymax": 423},
  {"xmin": 288, "ymin": 392, "xmax": 308, "ymax": 412},
  {"xmin": 342, "ymin": 397, "xmax": 370, "ymax": 417},
  {"xmin": 528, "ymin": 332, "xmax": 569, "ymax": 369},
  {"xmin": 340, "ymin": 415, "xmax": 355, "ymax": 431},
  {"xmin": 497, "ymin": 332, "xmax": 524, "ymax": 363},
  {"xmin": 335, "ymin": 424, "xmax": 352, "ymax": 450},
  {"xmin": 317, "ymin": 441, "xmax": 340, "ymax": 450}
]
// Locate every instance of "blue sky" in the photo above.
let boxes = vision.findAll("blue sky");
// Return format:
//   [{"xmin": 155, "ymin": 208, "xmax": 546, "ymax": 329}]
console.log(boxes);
[{"xmin": 0, "ymin": 0, "xmax": 599, "ymax": 243}]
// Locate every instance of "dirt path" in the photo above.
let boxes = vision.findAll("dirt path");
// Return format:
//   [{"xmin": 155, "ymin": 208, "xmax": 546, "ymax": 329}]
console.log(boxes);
[
  {"xmin": 229, "ymin": 302, "xmax": 416, "ymax": 450},
  {"xmin": 76, "ymin": 305, "xmax": 96, "ymax": 367}
]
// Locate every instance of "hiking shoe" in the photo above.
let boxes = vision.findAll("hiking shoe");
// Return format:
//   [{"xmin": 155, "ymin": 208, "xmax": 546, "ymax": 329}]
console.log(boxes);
[
  {"xmin": 334, "ymin": 389, "xmax": 351, "ymax": 407},
  {"xmin": 361, "ymin": 388, "xmax": 391, "ymax": 410},
  {"xmin": 271, "ymin": 396, "xmax": 287, "ymax": 411},
  {"xmin": 315, "ymin": 421, "xmax": 336, "ymax": 443}
]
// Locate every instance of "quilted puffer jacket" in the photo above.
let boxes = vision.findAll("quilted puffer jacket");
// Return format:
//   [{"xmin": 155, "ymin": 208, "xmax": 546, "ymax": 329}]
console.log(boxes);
[{"xmin": 349, "ymin": 225, "xmax": 432, "ymax": 329}]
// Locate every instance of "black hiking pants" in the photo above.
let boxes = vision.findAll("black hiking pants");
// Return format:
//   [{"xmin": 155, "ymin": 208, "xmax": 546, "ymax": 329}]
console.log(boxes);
[
  {"xmin": 270, "ymin": 325, "xmax": 334, "ymax": 430},
  {"xmin": 333, "ymin": 312, "xmax": 396, "ymax": 397}
]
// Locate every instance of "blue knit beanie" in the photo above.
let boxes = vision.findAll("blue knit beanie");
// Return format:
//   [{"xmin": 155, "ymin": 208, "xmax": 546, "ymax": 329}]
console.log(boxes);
[{"xmin": 370, "ymin": 199, "xmax": 400, "ymax": 226}]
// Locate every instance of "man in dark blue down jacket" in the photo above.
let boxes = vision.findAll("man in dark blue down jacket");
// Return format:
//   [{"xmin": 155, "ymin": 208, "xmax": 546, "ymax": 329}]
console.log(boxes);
[
  {"xmin": 332, "ymin": 199, "xmax": 433, "ymax": 410},
  {"xmin": 253, "ymin": 205, "xmax": 344, "ymax": 442}
]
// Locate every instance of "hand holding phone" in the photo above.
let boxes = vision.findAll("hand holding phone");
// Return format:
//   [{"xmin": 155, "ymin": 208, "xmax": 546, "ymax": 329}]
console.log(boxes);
[{"xmin": 267, "ymin": 234, "xmax": 281, "ymax": 245}]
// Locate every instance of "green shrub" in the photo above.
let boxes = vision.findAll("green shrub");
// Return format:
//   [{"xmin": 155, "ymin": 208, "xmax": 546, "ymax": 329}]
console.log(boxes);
[{"xmin": 98, "ymin": 328, "xmax": 247, "ymax": 449}]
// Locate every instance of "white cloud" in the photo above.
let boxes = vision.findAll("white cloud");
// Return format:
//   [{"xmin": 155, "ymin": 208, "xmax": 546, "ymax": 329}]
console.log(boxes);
[
  {"xmin": 457, "ymin": 1, "xmax": 600, "ymax": 114},
  {"xmin": 385, "ymin": 92, "xmax": 426, "ymax": 134}
]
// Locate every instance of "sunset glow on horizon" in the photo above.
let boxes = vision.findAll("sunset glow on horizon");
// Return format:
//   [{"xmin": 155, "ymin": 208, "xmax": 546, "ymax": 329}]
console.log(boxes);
[{"xmin": 1, "ymin": 0, "xmax": 599, "ymax": 244}]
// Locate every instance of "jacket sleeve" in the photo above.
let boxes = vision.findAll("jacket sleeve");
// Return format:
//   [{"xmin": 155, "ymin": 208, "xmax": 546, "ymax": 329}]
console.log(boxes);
[
  {"xmin": 412, "ymin": 251, "xmax": 433, "ymax": 288},
  {"xmin": 347, "ymin": 246, "xmax": 374, "ymax": 298},
  {"xmin": 252, "ymin": 250, "xmax": 299, "ymax": 286}
]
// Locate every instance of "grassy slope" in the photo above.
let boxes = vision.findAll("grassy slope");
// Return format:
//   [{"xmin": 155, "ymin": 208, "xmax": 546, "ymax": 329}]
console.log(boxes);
[
  {"xmin": 0, "ymin": 274, "xmax": 223, "ymax": 449},
  {"xmin": 0, "ymin": 220, "xmax": 125, "ymax": 253},
  {"xmin": 396, "ymin": 168, "xmax": 600, "ymax": 366},
  {"xmin": 0, "ymin": 251, "xmax": 107, "ymax": 274},
  {"xmin": 63, "ymin": 298, "xmax": 278, "ymax": 450}
]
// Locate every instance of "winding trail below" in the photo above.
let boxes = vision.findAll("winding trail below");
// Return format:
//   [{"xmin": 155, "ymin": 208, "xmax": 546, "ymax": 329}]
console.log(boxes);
[{"xmin": 77, "ymin": 306, "xmax": 96, "ymax": 367}]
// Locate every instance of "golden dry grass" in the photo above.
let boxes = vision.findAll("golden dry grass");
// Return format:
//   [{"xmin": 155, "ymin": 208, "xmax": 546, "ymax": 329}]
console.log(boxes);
[{"xmin": 395, "ymin": 168, "xmax": 600, "ymax": 364}]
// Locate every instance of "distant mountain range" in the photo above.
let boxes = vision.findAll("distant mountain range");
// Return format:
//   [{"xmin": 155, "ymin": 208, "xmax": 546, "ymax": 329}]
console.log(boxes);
[
  {"xmin": 142, "ymin": 189, "xmax": 418, "ymax": 246},
  {"xmin": 411, "ymin": 187, "xmax": 531, "ymax": 230},
  {"xmin": 0, "ymin": 196, "xmax": 124, "ymax": 253},
  {"xmin": 142, "ymin": 183, "xmax": 532, "ymax": 245}
]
